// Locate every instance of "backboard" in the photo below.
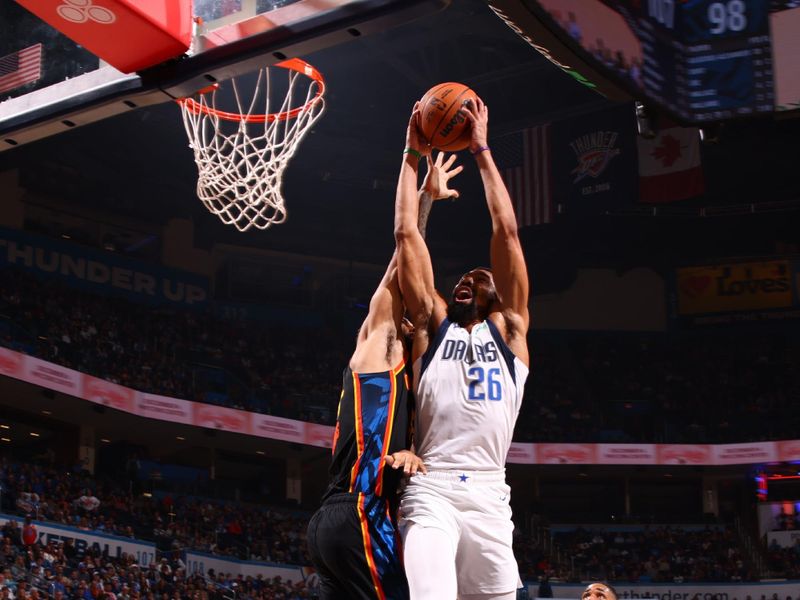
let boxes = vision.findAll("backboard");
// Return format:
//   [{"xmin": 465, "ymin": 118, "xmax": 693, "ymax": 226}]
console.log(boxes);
[{"xmin": 0, "ymin": 0, "xmax": 450, "ymax": 150}]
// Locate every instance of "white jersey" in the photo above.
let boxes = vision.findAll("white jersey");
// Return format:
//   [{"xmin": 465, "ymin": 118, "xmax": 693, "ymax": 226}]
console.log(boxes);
[{"xmin": 412, "ymin": 318, "xmax": 528, "ymax": 471}]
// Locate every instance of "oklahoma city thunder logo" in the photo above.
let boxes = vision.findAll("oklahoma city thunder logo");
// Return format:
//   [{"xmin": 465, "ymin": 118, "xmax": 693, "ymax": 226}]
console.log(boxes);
[{"xmin": 569, "ymin": 130, "xmax": 621, "ymax": 183}]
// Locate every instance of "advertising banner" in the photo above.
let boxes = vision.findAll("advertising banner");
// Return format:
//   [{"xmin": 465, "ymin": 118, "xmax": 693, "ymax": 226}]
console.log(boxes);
[
  {"xmin": 778, "ymin": 440, "xmax": 800, "ymax": 463},
  {"xmin": 508, "ymin": 443, "xmax": 536, "ymax": 464},
  {"xmin": 4, "ymin": 346, "xmax": 800, "ymax": 466},
  {"xmin": 137, "ymin": 393, "xmax": 194, "ymax": 425},
  {"xmin": 713, "ymin": 442, "xmax": 778, "ymax": 465},
  {"xmin": 193, "ymin": 404, "xmax": 251, "ymax": 434},
  {"xmin": 598, "ymin": 444, "xmax": 657, "ymax": 465},
  {"xmin": 251, "ymin": 414, "xmax": 305, "ymax": 444},
  {"xmin": 83, "ymin": 375, "xmax": 136, "ymax": 413},
  {"xmin": 657, "ymin": 444, "xmax": 714, "ymax": 465},
  {"xmin": 24, "ymin": 356, "xmax": 81, "ymax": 397},
  {"xmin": 184, "ymin": 551, "xmax": 304, "ymax": 582},
  {"xmin": 305, "ymin": 423, "xmax": 334, "ymax": 449},
  {"xmin": 0, "ymin": 227, "xmax": 208, "ymax": 306},
  {"xmin": 0, "ymin": 514, "xmax": 156, "ymax": 566},
  {"xmin": 676, "ymin": 261, "xmax": 792, "ymax": 316},
  {"xmin": 548, "ymin": 581, "xmax": 800, "ymax": 600},
  {"xmin": 536, "ymin": 443, "xmax": 598, "ymax": 464},
  {"xmin": 0, "ymin": 346, "xmax": 24, "ymax": 377}
]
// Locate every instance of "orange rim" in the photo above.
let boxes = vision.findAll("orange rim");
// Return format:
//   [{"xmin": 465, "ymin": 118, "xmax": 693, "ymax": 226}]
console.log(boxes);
[{"xmin": 177, "ymin": 58, "xmax": 325, "ymax": 123}]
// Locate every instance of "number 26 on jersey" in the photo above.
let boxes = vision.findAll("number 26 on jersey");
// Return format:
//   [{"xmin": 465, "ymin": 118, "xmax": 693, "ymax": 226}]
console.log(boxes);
[{"xmin": 468, "ymin": 366, "xmax": 503, "ymax": 401}]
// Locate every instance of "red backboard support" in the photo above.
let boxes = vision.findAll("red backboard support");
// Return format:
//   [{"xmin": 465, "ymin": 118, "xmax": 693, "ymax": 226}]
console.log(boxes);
[
  {"xmin": 0, "ymin": 0, "xmax": 451, "ymax": 150},
  {"xmin": 14, "ymin": 0, "xmax": 192, "ymax": 73}
]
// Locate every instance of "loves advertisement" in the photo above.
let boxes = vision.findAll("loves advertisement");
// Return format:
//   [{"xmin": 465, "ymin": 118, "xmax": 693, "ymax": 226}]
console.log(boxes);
[{"xmin": 671, "ymin": 259, "xmax": 799, "ymax": 326}]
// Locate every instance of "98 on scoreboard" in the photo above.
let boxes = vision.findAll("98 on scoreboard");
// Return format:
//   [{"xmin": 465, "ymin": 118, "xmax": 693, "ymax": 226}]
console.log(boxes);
[{"xmin": 642, "ymin": 0, "xmax": 773, "ymax": 121}]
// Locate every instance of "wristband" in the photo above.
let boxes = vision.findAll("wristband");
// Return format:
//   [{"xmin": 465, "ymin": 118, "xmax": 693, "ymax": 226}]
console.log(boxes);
[
  {"xmin": 403, "ymin": 147, "xmax": 422, "ymax": 160},
  {"xmin": 470, "ymin": 145, "xmax": 490, "ymax": 156}
]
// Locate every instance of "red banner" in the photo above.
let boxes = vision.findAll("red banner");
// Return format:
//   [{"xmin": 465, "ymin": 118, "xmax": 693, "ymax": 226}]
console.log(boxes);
[
  {"xmin": 778, "ymin": 440, "xmax": 800, "ymax": 462},
  {"xmin": 0, "ymin": 347, "xmax": 23, "ymax": 377},
  {"xmin": 193, "ymin": 404, "xmax": 251, "ymax": 434},
  {"xmin": 537, "ymin": 443, "xmax": 597, "ymax": 464},
  {"xmin": 598, "ymin": 444, "xmax": 656, "ymax": 464},
  {"xmin": 82, "ymin": 375, "xmax": 136, "ymax": 413},
  {"xmin": 137, "ymin": 393, "xmax": 194, "ymax": 425},
  {"xmin": 251, "ymin": 414, "xmax": 305, "ymax": 444},
  {"xmin": 657, "ymin": 444, "xmax": 713, "ymax": 465},
  {"xmin": 24, "ymin": 357, "xmax": 80, "ymax": 396},
  {"xmin": 305, "ymin": 423, "xmax": 335, "ymax": 449},
  {"xmin": 0, "ymin": 347, "xmax": 798, "ymax": 466},
  {"xmin": 507, "ymin": 443, "xmax": 536, "ymax": 464},
  {"xmin": 713, "ymin": 442, "xmax": 777, "ymax": 465}
]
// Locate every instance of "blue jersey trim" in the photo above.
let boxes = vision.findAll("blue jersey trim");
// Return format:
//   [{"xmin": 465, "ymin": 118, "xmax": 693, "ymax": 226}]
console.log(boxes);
[
  {"xmin": 486, "ymin": 318, "xmax": 517, "ymax": 385},
  {"xmin": 419, "ymin": 318, "xmax": 451, "ymax": 378}
]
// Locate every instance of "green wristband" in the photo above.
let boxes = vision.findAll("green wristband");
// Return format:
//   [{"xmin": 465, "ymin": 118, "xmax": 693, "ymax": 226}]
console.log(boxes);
[{"xmin": 403, "ymin": 147, "xmax": 422, "ymax": 160}]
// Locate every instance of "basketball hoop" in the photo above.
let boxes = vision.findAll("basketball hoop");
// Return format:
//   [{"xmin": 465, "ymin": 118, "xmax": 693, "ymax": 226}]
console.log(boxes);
[{"xmin": 177, "ymin": 58, "xmax": 326, "ymax": 232}]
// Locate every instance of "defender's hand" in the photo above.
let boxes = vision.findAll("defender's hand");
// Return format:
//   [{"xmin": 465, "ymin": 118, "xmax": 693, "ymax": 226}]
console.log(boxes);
[
  {"xmin": 422, "ymin": 152, "xmax": 463, "ymax": 201},
  {"xmin": 385, "ymin": 450, "xmax": 428, "ymax": 476}
]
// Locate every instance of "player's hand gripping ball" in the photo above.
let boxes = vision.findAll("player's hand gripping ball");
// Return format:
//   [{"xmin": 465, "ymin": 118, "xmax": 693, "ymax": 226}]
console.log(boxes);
[{"xmin": 419, "ymin": 82, "xmax": 479, "ymax": 152}]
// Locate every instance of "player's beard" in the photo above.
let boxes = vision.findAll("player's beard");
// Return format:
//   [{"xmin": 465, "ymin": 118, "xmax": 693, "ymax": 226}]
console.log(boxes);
[{"xmin": 447, "ymin": 298, "xmax": 478, "ymax": 325}]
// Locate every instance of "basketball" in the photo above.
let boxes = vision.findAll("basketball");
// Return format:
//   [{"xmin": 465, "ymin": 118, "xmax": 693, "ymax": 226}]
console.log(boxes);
[{"xmin": 418, "ymin": 82, "xmax": 478, "ymax": 152}]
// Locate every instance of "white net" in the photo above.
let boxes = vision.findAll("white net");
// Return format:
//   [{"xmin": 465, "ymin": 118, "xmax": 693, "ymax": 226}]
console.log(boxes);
[{"xmin": 178, "ymin": 59, "xmax": 325, "ymax": 232}]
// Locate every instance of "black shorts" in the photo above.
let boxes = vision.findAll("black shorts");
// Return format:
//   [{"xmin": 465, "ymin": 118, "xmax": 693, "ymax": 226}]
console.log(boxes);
[{"xmin": 307, "ymin": 492, "xmax": 408, "ymax": 600}]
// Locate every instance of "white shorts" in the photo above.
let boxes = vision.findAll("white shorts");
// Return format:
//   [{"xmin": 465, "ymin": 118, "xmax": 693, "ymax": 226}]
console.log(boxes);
[{"xmin": 398, "ymin": 470, "xmax": 520, "ymax": 595}]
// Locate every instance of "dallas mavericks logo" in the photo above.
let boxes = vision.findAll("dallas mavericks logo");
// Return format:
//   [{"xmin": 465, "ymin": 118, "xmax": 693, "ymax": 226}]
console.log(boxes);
[{"xmin": 569, "ymin": 130, "xmax": 621, "ymax": 183}]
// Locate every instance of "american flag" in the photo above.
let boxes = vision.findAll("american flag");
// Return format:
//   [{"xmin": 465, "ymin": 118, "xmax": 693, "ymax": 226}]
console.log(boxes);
[
  {"xmin": 493, "ymin": 124, "xmax": 554, "ymax": 227},
  {"xmin": 0, "ymin": 44, "xmax": 42, "ymax": 95}
]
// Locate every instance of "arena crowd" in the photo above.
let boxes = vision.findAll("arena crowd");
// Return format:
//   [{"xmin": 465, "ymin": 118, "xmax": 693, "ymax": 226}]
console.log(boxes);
[{"xmin": 2, "ymin": 268, "xmax": 800, "ymax": 444}]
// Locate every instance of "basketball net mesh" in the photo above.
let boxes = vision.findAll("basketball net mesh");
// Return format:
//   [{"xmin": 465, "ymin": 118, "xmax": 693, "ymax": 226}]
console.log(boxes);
[{"xmin": 179, "ymin": 62, "xmax": 325, "ymax": 232}]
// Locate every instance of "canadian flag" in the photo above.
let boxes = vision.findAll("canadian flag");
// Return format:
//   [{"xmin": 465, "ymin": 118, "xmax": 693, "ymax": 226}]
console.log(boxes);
[{"xmin": 637, "ymin": 124, "xmax": 704, "ymax": 203}]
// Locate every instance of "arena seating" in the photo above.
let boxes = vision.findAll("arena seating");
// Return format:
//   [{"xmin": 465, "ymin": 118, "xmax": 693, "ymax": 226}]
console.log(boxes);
[{"xmin": 4, "ymin": 267, "xmax": 799, "ymax": 443}]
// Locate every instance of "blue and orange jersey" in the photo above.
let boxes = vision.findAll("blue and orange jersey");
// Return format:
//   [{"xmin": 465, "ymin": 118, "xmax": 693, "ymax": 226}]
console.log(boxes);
[{"xmin": 323, "ymin": 360, "xmax": 413, "ymax": 502}]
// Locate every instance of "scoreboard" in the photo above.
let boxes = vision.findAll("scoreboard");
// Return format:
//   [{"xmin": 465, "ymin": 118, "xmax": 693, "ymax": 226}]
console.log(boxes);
[
  {"xmin": 622, "ymin": 0, "xmax": 773, "ymax": 122},
  {"xmin": 489, "ymin": 0, "xmax": 800, "ymax": 124}
]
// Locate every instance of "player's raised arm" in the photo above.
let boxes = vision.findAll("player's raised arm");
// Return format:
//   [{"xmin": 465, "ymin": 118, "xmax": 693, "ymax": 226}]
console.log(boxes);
[
  {"xmin": 359, "ymin": 145, "xmax": 462, "ymax": 368},
  {"xmin": 394, "ymin": 106, "xmax": 441, "ymax": 351},
  {"xmin": 463, "ymin": 98, "xmax": 530, "ymax": 361},
  {"xmin": 352, "ymin": 251, "xmax": 400, "ymax": 348}
]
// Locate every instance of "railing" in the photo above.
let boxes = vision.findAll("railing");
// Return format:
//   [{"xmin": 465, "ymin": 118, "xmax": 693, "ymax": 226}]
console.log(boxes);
[
  {"xmin": 575, "ymin": 197, "xmax": 800, "ymax": 218},
  {"xmin": 529, "ymin": 515, "xmax": 572, "ymax": 580},
  {"xmin": 734, "ymin": 515, "xmax": 767, "ymax": 577}
]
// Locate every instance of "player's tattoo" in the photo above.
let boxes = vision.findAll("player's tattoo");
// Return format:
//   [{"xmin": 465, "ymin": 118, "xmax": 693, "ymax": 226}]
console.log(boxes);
[{"xmin": 417, "ymin": 191, "xmax": 433, "ymax": 240}]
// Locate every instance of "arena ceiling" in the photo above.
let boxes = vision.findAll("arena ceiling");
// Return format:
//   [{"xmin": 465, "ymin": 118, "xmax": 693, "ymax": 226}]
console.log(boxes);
[{"xmin": 0, "ymin": 0, "xmax": 799, "ymax": 290}]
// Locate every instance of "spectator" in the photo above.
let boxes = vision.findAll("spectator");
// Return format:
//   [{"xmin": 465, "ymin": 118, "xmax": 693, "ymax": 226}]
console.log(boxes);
[
  {"xmin": 20, "ymin": 519, "xmax": 36, "ymax": 547},
  {"xmin": 4, "ymin": 267, "xmax": 800, "ymax": 444}
]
